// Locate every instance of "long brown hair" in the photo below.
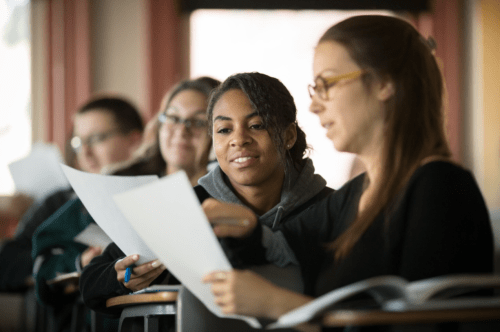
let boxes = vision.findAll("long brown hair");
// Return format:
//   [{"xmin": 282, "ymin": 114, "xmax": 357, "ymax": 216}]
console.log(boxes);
[{"xmin": 320, "ymin": 15, "xmax": 452, "ymax": 259}]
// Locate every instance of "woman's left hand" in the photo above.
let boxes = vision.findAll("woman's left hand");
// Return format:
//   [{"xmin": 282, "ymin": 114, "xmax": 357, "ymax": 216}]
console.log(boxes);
[
  {"xmin": 202, "ymin": 269, "xmax": 277, "ymax": 318},
  {"xmin": 203, "ymin": 269, "xmax": 315, "ymax": 320}
]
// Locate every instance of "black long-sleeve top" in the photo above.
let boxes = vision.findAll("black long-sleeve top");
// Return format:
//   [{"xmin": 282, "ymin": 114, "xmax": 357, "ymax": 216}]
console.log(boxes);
[
  {"xmin": 80, "ymin": 180, "xmax": 333, "ymax": 317},
  {"xmin": 238, "ymin": 161, "xmax": 493, "ymax": 298}
]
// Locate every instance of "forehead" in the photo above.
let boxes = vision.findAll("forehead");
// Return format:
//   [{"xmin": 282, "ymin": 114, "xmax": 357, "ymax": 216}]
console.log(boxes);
[
  {"xmin": 167, "ymin": 89, "xmax": 208, "ymax": 117},
  {"xmin": 213, "ymin": 89, "xmax": 255, "ymax": 119},
  {"xmin": 313, "ymin": 41, "xmax": 359, "ymax": 78},
  {"xmin": 74, "ymin": 110, "xmax": 117, "ymax": 135}
]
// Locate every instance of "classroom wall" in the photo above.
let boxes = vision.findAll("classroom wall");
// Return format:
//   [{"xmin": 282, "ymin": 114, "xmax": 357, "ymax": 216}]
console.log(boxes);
[
  {"xmin": 90, "ymin": 0, "xmax": 148, "ymax": 114},
  {"xmin": 30, "ymin": 0, "xmax": 184, "ymax": 151}
]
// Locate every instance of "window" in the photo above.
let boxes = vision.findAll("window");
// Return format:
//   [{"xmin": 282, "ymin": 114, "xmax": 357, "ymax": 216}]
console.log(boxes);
[
  {"xmin": 0, "ymin": 0, "xmax": 31, "ymax": 194},
  {"xmin": 190, "ymin": 9, "xmax": 391, "ymax": 188}
]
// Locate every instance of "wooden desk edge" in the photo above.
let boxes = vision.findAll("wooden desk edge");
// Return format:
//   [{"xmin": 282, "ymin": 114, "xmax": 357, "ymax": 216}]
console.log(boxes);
[
  {"xmin": 106, "ymin": 291, "xmax": 179, "ymax": 308},
  {"xmin": 47, "ymin": 272, "xmax": 81, "ymax": 286},
  {"xmin": 323, "ymin": 307, "xmax": 500, "ymax": 327}
]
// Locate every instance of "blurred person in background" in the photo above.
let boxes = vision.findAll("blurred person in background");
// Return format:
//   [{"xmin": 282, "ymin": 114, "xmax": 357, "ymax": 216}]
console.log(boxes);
[
  {"xmin": 34, "ymin": 77, "xmax": 219, "ymax": 332},
  {"xmin": 0, "ymin": 96, "xmax": 144, "ymax": 293}
]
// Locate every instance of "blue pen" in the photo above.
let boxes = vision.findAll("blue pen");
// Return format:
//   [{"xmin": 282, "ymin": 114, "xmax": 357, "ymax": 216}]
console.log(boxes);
[{"xmin": 124, "ymin": 267, "xmax": 132, "ymax": 283}]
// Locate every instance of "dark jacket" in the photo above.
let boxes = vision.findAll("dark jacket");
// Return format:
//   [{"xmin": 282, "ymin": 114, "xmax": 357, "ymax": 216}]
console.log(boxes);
[
  {"xmin": 0, "ymin": 188, "xmax": 74, "ymax": 292},
  {"xmin": 232, "ymin": 161, "xmax": 494, "ymax": 329}
]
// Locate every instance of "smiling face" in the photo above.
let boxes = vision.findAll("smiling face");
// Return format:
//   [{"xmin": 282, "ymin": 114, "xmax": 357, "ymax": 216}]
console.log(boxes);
[
  {"xmin": 159, "ymin": 89, "xmax": 212, "ymax": 175},
  {"xmin": 212, "ymin": 89, "xmax": 285, "ymax": 191},
  {"xmin": 310, "ymin": 41, "xmax": 388, "ymax": 157}
]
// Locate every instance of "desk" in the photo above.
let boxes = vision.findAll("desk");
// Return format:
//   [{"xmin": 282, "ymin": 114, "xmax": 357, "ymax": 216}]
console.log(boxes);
[
  {"xmin": 106, "ymin": 291, "xmax": 178, "ymax": 308},
  {"xmin": 106, "ymin": 291, "xmax": 179, "ymax": 332},
  {"xmin": 47, "ymin": 271, "xmax": 80, "ymax": 294},
  {"xmin": 47, "ymin": 272, "xmax": 84, "ymax": 332},
  {"xmin": 322, "ymin": 307, "xmax": 500, "ymax": 327}
]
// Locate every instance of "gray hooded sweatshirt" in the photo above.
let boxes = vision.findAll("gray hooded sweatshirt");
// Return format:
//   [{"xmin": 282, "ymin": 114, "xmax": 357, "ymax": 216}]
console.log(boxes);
[{"xmin": 198, "ymin": 158, "xmax": 332, "ymax": 267}]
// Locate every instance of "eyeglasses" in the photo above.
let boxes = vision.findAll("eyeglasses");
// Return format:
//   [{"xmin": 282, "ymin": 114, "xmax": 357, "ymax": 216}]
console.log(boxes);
[
  {"xmin": 158, "ymin": 113, "xmax": 208, "ymax": 134},
  {"xmin": 308, "ymin": 70, "xmax": 365, "ymax": 101},
  {"xmin": 70, "ymin": 129, "xmax": 122, "ymax": 153}
]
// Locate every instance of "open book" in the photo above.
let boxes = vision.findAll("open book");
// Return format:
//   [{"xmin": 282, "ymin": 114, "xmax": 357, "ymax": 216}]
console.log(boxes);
[{"xmin": 268, "ymin": 274, "xmax": 500, "ymax": 329}]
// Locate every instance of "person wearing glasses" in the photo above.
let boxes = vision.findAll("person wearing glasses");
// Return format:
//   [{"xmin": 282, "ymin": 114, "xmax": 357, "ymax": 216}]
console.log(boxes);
[
  {"xmin": 32, "ymin": 96, "xmax": 145, "ymax": 278},
  {"xmin": 201, "ymin": 15, "xmax": 493, "ymax": 330},
  {"xmin": 69, "ymin": 97, "xmax": 144, "ymax": 173},
  {"xmin": 79, "ymin": 73, "xmax": 333, "ymax": 325},
  {"xmin": 32, "ymin": 79, "xmax": 222, "ymax": 331},
  {"xmin": 0, "ymin": 96, "xmax": 144, "ymax": 331},
  {"xmin": 0, "ymin": 96, "xmax": 144, "ymax": 294},
  {"xmin": 79, "ymin": 77, "xmax": 221, "ymax": 316}
]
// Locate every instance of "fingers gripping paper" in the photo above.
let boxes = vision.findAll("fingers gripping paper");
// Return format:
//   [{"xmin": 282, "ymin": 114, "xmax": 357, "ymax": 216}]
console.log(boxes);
[{"xmin": 112, "ymin": 171, "xmax": 260, "ymax": 328}]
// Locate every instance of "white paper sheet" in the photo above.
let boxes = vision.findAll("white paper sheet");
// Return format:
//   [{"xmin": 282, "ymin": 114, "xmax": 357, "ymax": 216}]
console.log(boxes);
[
  {"xmin": 61, "ymin": 164, "xmax": 158, "ymax": 265},
  {"xmin": 9, "ymin": 143, "xmax": 70, "ymax": 200},
  {"xmin": 74, "ymin": 223, "xmax": 113, "ymax": 249},
  {"xmin": 113, "ymin": 171, "xmax": 260, "ymax": 328}
]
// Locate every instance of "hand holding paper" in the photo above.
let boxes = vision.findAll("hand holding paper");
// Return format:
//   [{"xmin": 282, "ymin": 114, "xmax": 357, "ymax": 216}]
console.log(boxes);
[
  {"xmin": 201, "ymin": 269, "xmax": 312, "ymax": 320},
  {"xmin": 113, "ymin": 171, "xmax": 261, "ymax": 328},
  {"xmin": 115, "ymin": 255, "xmax": 166, "ymax": 292}
]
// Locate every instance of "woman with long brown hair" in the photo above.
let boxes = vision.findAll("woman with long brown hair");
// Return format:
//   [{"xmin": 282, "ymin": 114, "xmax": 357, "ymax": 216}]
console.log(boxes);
[
  {"xmin": 202, "ymin": 15, "xmax": 493, "ymax": 328},
  {"xmin": 80, "ymin": 72, "xmax": 333, "ymax": 320},
  {"xmin": 79, "ymin": 77, "xmax": 220, "ymax": 314}
]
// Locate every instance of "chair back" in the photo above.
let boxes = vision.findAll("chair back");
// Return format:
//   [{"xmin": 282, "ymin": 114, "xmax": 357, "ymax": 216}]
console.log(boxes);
[{"xmin": 176, "ymin": 264, "xmax": 303, "ymax": 331}]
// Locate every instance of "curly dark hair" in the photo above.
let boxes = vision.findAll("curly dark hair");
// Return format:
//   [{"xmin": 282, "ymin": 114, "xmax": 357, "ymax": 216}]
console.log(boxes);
[{"xmin": 207, "ymin": 72, "xmax": 308, "ymax": 171}]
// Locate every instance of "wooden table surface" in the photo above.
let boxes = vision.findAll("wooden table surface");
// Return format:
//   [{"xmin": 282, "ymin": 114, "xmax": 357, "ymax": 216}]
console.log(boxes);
[
  {"xmin": 106, "ymin": 291, "xmax": 179, "ymax": 308},
  {"xmin": 47, "ymin": 271, "xmax": 81, "ymax": 294}
]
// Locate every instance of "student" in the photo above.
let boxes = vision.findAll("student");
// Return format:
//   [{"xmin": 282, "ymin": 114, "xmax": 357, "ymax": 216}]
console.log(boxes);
[
  {"xmin": 30, "ymin": 97, "xmax": 144, "ymax": 332},
  {"xmin": 202, "ymin": 15, "xmax": 494, "ymax": 328},
  {"xmin": 79, "ymin": 77, "xmax": 221, "ymax": 314},
  {"xmin": 0, "ymin": 97, "xmax": 143, "ymax": 293},
  {"xmin": 79, "ymin": 72, "xmax": 333, "ymax": 317}
]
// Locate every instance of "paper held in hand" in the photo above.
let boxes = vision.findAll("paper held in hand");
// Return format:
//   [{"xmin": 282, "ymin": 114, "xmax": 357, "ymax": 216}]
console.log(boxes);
[
  {"xmin": 60, "ymin": 165, "xmax": 159, "ymax": 265},
  {"xmin": 112, "ymin": 171, "xmax": 261, "ymax": 329}
]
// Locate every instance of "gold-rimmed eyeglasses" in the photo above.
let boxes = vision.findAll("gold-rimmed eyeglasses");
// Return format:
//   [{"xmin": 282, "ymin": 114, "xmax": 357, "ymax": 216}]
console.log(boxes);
[{"xmin": 308, "ymin": 70, "xmax": 365, "ymax": 101}]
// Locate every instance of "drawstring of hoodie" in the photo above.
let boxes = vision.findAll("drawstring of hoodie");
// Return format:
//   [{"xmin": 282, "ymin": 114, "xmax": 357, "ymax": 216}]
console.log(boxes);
[{"xmin": 272, "ymin": 206, "xmax": 284, "ymax": 229}]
